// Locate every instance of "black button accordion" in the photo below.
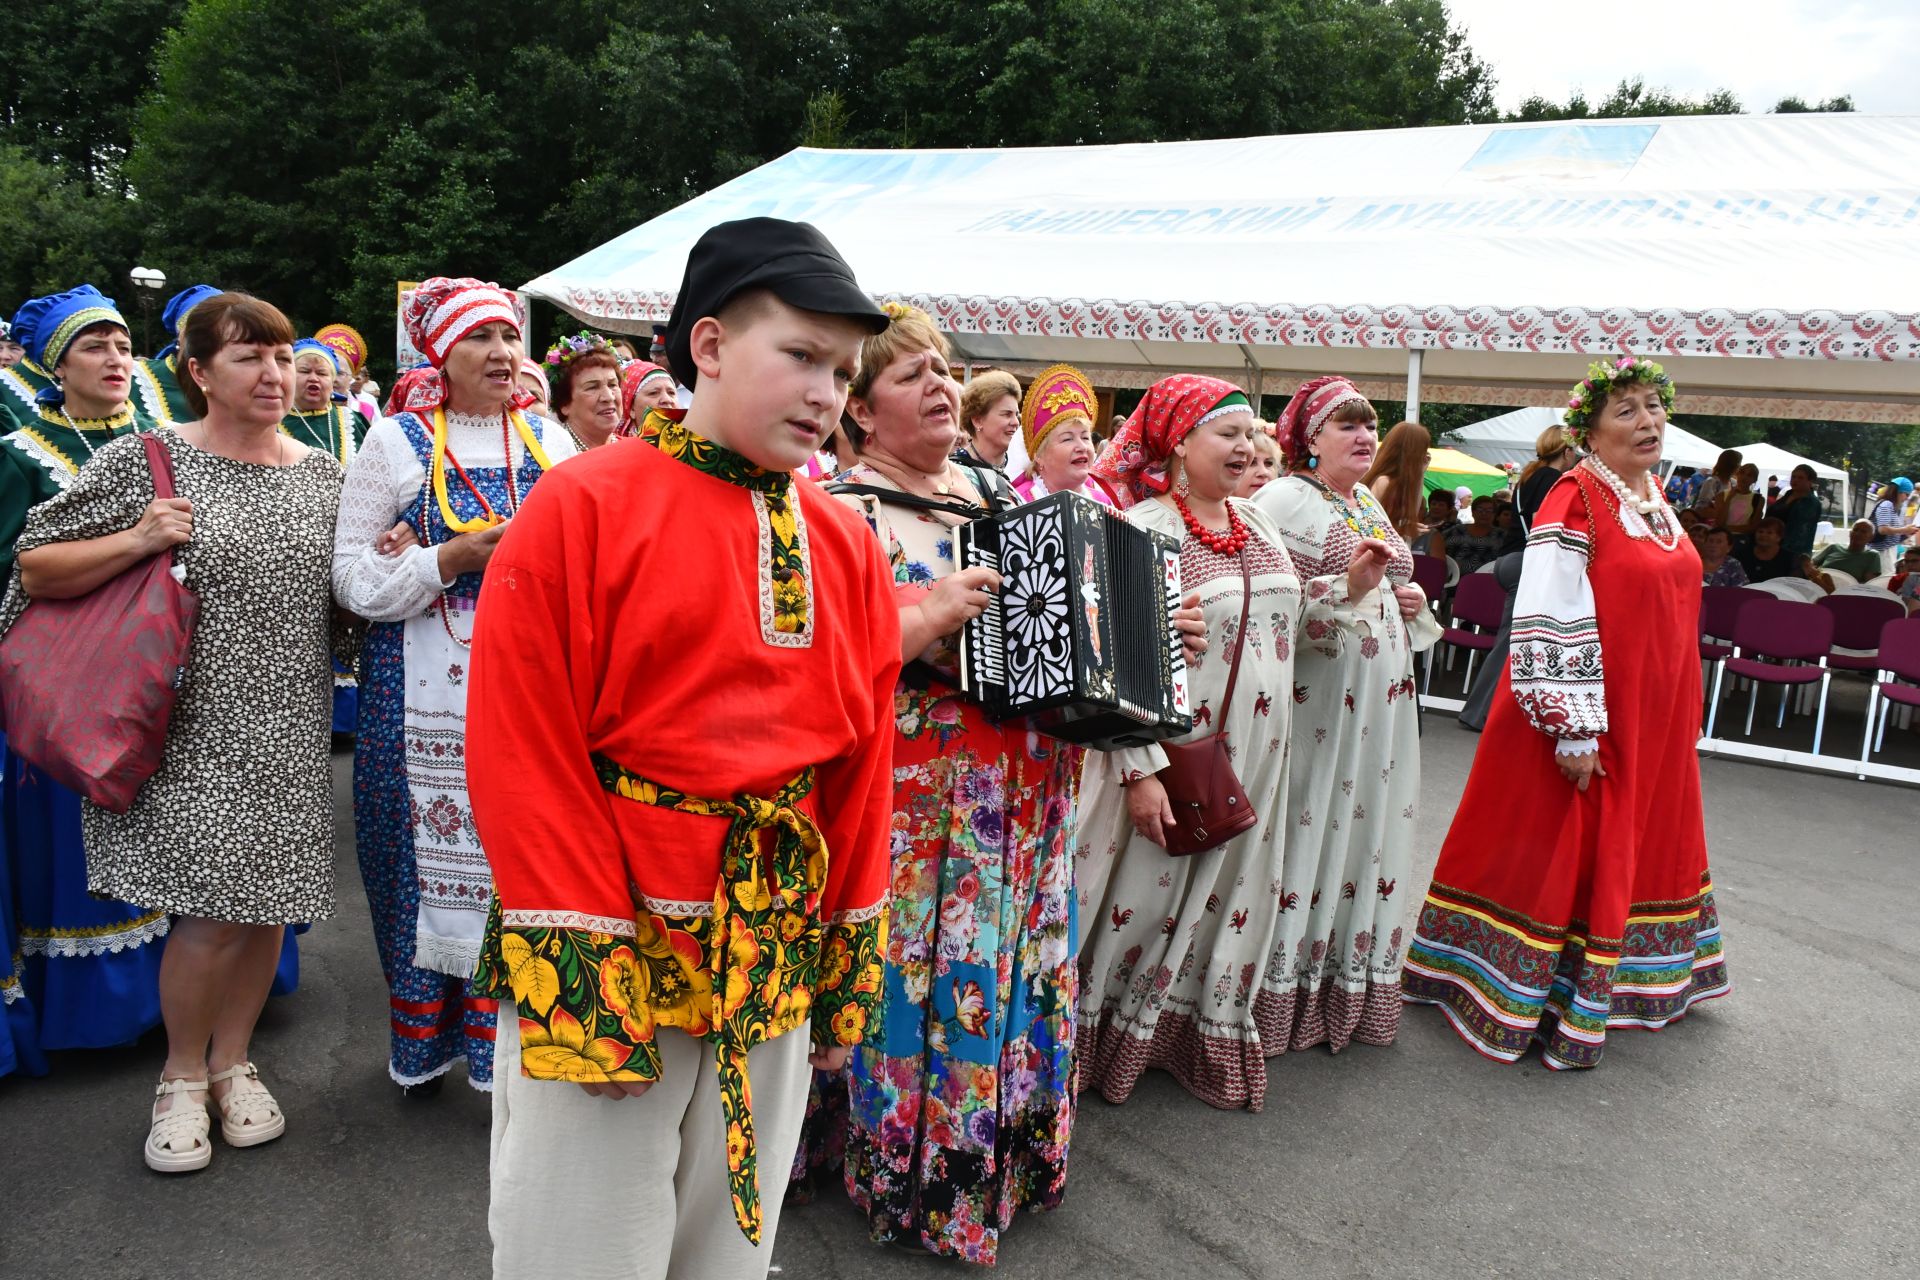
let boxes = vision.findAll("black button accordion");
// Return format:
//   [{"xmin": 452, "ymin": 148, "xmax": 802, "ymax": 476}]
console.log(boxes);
[{"xmin": 956, "ymin": 490, "xmax": 1193, "ymax": 749}]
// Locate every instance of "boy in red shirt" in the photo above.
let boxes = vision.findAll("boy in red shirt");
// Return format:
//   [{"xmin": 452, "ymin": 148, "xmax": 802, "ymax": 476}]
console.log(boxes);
[{"xmin": 467, "ymin": 219, "xmax": 900, "ymax": 1279}]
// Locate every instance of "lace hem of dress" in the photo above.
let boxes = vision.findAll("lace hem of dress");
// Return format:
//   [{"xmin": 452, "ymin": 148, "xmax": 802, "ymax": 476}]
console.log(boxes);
[{"xmin": 18, "ymin": 909, "xmax": 171, "ymax": 957}]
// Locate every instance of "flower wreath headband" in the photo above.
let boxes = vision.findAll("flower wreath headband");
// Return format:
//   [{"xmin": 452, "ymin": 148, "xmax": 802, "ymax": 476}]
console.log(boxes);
[
  {"xmin": 543, "ymin": 330, "xmax": 617, "ymax": 371},
  {"xmin": 1564, "ymin": 355, "xmax": 1676, "ymax": 444}
]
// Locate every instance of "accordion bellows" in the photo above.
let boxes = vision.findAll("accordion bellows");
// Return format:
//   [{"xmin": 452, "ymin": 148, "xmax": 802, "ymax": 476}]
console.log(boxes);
[{"xmin": 958, "ymin": 490, "xmax": 1192, "ymax": 749}]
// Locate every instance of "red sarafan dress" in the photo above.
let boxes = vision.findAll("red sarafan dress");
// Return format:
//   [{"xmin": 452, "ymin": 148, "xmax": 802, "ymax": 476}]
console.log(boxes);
[{"xmin": 1403, "ymin": 464, "xmax": 1730, "ymax": 1069}]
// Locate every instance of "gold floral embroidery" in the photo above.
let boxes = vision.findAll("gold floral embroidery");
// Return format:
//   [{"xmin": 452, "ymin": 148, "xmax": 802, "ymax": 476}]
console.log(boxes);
[
  {"xmin": 475, "ymin": 758, "xmax": 886, "ymax": 1245},
  {"xmin": 642, "ymin": 406, "xmax": 813, "ymax": 647}
]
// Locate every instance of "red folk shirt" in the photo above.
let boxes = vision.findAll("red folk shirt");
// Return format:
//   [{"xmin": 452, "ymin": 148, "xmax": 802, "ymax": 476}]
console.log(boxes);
[{"xmin": 465, "ymin": 422, "xmax": 898, "ymax": 1163}]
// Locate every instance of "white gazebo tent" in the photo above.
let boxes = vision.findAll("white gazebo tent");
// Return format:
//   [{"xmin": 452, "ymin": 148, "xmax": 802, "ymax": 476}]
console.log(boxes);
[
  {"xmin": 1448, "ymin": 406, "xmax": 1725, "ymax": 473},
  {"xmin": 526, "ymin": 113, "xmax": 1920, "ymax": 430},
  {"xmin": 526, "ymin": 113, "xmax": 1920, "ymax": 782},
  {"xmin": 1735, "ymin": 440, "xmax": 1851, "ymax": 515}
]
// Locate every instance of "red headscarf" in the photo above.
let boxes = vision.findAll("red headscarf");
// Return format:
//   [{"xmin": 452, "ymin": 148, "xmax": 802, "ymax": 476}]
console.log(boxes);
[
  {"xmin": 618, "ymin": 360, "xmax": 675, "ymax": 436},
  {"xmin": 385, "ymin": 366, "xmax": 440, "ymax": 417},
  {"xmin": 1275, "ymin": 375, "xmax": 1368, "ymax": 467},
  {"xmin": 1091, "ymin": 374, "xmax": 1249, "ymax": 509},
  {"xmin": 397, "ymin": 276, "xmax": 520, "ymax": 414}
]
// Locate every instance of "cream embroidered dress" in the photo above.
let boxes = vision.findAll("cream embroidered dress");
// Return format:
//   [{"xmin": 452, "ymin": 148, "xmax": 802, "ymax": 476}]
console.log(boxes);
[
  {"xmin": 1252, "ymin": 475, "xmax": 1422, "ymax": 1053},
  {"xmin": 1076, "ymin": 497, "xmax": 1344, "ymax": 1111}
]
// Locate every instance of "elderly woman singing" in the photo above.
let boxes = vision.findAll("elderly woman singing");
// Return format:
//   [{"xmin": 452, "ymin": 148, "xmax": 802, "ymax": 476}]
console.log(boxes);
[
  {"xmin": 1076, "ymin": 375, "xmax": 1389, "ymax": 1112},
  {"xmin": 333, "ymin": 278, "xmax": 575, "ymax": 1095},
  {"xmin": 1404, "ymin": 356, "xmax": 1729, "ymax": 1069},
  {"xmin": 1254, "ymin": 376, "xmax": 1428, "ymax": 1059}
]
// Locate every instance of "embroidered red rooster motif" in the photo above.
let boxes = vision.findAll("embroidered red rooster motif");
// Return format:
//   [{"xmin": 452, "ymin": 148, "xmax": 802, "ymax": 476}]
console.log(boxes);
[
  {"xmin": 1279, "ymin": 890, "xmax": 1300, "ymax": 911},
  {"xmin": 1194, "ymin": 701, "xmax": 1213, "ymax": 728},
  {"xmin": 1254, "ymin": 692, "xmax": 1272, "ymax": 717},
  {"xmin": 1205, "ymin": 893, "xmax": 1220, "ymax": 913},
  {"xmin": 1341, "ymin": 881, "xmax": 1356, "ymax": 900},
  {"xmin": 1110, "ymin": 906, "xmax": 1133, "ymax": 931},
  {"xmin": 1228, "ymin": 908, "xmax": 1249, "ymax": 934},
  {"xmin": 1377, "ymin": 877, "xmax": 1397, "ymax": 899}
]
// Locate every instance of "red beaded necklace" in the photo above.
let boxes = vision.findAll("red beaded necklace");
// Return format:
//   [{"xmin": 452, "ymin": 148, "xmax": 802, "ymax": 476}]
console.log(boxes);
[{"xmin": 1174, "ymin": 491, "xmax": 1251, "ymax": 555}]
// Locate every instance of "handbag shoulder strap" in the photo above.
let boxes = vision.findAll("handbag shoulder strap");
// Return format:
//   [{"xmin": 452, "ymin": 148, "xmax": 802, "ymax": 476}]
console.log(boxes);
[
  {"xmin": 1215, "ymin": 549, "xmax": 1253, "ymax": 738},
  {"xmin": 823, "ymin": 482, "xmax": 985, "ymax": 522},
  {"xmin": 956, "ymin": 462, "xmax": 1012, "ymax": 516},
  {"xmin": 140, "ymin": 431, "xmax": 177, "ymax": 501}
]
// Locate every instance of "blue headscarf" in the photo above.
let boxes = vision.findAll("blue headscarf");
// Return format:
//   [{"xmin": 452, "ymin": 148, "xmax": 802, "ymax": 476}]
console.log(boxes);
[
  {"xmin": 11, "ymin": 285, "xmax": 129, "ymax": 404},
  {"xmin": 155, "ymin": 284, "xmax": 221, "ymax": 360},
  {"xmin": 293, "ymin": 337, "xmax": 344, "ymax": 372}
]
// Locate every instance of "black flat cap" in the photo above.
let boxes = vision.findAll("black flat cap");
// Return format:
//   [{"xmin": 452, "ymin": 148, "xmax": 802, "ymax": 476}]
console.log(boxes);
[{"xmin": 663, "ymin": 218, "xmax": 889, "ymax": 389}]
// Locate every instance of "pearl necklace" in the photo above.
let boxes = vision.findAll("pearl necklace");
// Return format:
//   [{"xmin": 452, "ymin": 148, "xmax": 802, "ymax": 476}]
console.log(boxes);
[
  {"xmin": 1581, "ymin": 456, "xmax": 1681, "ymax": 551},
  {"xmin": 55, "ymin": 406, "xmax": 101, "ymax": 461},
  {"xmin": 285, "ymin": 404, "xmax": 340, "ymax": 460}
]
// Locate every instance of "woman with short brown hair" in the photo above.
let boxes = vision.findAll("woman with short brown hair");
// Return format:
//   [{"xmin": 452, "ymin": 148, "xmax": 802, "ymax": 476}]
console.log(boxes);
[
  {"xmin": 953, "ymin": 368, "xmax": 1021, "ymax": 472},
  {"xmin": 796, "ymin": 304, "xmax": 1071, "ymax": 1261},
  {"xmin": 542, "ymin": 332, "xmax": 624, "ymax": 450},
  {"xmin": 7, "ymin": 291, "xmax": 349, "ymax": 1168}
]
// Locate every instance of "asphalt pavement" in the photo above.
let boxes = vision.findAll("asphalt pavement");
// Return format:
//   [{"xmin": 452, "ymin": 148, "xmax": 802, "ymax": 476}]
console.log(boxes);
[{"xmin": 2, "ymin": 723, "xmax": 1914, "ymax": 1280}]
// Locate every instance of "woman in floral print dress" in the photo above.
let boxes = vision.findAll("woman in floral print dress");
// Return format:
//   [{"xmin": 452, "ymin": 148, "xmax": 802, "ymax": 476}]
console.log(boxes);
[
  {"xmin": 791, "ymin": 305, "xmax": 1076, "ymax": 1264},
  {"xmin": 1253, "ymin": 376, "xmax": 1427, "ymax": 1057}
]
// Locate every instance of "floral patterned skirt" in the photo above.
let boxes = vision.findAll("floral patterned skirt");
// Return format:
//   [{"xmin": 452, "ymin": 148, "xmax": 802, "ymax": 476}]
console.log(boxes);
[{"xmin": 791, "ymin": 685, "xmax": 1079, "ymax": 1265}]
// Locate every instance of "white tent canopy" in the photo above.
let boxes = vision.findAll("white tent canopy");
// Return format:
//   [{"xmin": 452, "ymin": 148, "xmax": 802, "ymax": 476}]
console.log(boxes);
[
  {"xmin": 526, "ymin": 114, "xmax": 1920, "ymax": 422},
  {"xmin": 1448, "ymin": 406, "xmax": 1725, "ymax": 471},
  {"xmin": 1450, "ymin": 408, "xmax": 1850, "ymax": 512}
]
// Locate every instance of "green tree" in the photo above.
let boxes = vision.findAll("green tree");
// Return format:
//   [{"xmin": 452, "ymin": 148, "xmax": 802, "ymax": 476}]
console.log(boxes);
[
  {"xmin": 0, "ymin": 144, "xmax": 142, "ymax": 318},
  {"xmin": 1772, "ymin": 94, "xmax": 1856, "ymax": 113},
  {"xmin": 829, "ymin": 0, "xmax": 1494, "ymax": 149},
  {"xmin": 1510, "ymin": 77, "xmax": 1856, "ymax": 122},
  {"xmin": 0, "ymin": 0, "xmax": 175, "ymax": 192}
]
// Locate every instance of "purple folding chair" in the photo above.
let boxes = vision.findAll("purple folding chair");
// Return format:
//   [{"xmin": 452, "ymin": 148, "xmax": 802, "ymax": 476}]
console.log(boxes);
[
  {"xmin": 1816, "ymin": 592, "xmax": 1905, "ymax": 674},
  {"xmin": 1704, "ymin": 597, "xmax": 1835, "ymax": 752},
  {"xmin": 1410, "ymin": 554, "xmax": 1446, "ymax": 606},
  {"xmin": 1424, "ymin": 571, "xmax": 1504, "ymax": 698},
  {"xmin": 1699, "ymin": 585, "xmax": 1755, "ymax": 729},
  {"xmin": 1860, "ymin": 617, "xmax": 1920, "ymax": 776},
  {"xmin": 1699, "ymin": 586, "xmax": 1752, "ymax": 664}
]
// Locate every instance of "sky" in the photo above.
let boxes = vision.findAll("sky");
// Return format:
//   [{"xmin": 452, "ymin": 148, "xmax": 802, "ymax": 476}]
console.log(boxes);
[{"xmin": 1446, "ymin": 0, "xmax": 1920, "ymax": 116}]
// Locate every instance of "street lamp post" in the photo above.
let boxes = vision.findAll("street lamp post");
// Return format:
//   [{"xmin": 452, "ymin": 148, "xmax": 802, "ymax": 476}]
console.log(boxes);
[{"xmin": 129, "ymin": 266, "xmax": 167, "ymax": 356}]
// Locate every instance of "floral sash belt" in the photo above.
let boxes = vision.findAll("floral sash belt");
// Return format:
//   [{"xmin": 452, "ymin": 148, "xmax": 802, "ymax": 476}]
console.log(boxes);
[{"xmin": 591, "ymin": 754, "xmax": 828, "ymax": 1244}]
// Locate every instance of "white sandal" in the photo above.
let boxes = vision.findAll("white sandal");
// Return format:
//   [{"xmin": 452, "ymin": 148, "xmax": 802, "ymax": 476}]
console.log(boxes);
[
  {"xmin": 209, "ymin": 1062, "xmax": 286, "ymax": 1148},
  {"xmin": 145, "ymin": 1077, "xmax": 213, "ymax": 1174}
]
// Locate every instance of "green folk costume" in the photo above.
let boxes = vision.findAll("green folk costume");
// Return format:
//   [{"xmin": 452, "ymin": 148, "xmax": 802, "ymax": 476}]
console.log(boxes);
[
  {"xmin": 131, "ymin": 354, "xmax": 197, "ymax": 428},
  {"xmin": 0, "ymin": 402, "xmax": 156, "ymax": 576},
  {"xmin": 280, "ymin": 402, "xmax": 371, "ymax": 465},
  {"xmin": 0, "ymin": 360, "xmax": 57, "ymax": 434}
]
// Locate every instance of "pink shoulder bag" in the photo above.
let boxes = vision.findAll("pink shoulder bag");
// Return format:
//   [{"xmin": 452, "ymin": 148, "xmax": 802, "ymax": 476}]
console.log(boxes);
[{"xmin": 0, "ymin": 434, "xmax": 199, "ymax": 812}]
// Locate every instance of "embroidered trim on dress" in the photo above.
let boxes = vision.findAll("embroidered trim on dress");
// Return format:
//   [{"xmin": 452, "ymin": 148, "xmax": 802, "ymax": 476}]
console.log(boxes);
[
  {"xmin": 19, "ymin": 908, "xmax": 171, "ymax": 957},
  {"xmin": 500, "ymin": 908, "xmax": 638, "ymax": 937},
  {"xmin": 640, "ymin": 894, "xmax": 714, "ymax": 918},
  {"xmin": 828, "ymin": 899, "xmax": 887, "ymax": 925},
  {"xmin": 0, "ymin": 363, "xmax": 44, "ymax": 410},
  {"xmin": 131, "ymin": 359, "xmax": 181, "ymax": 425},
  {"xmin": 3, "ymin": 432, "xmax": 79, "ymax": 487},
  {"xmin": 754, "ymin": 489, "xmax": 814, "ymax": 648}
]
